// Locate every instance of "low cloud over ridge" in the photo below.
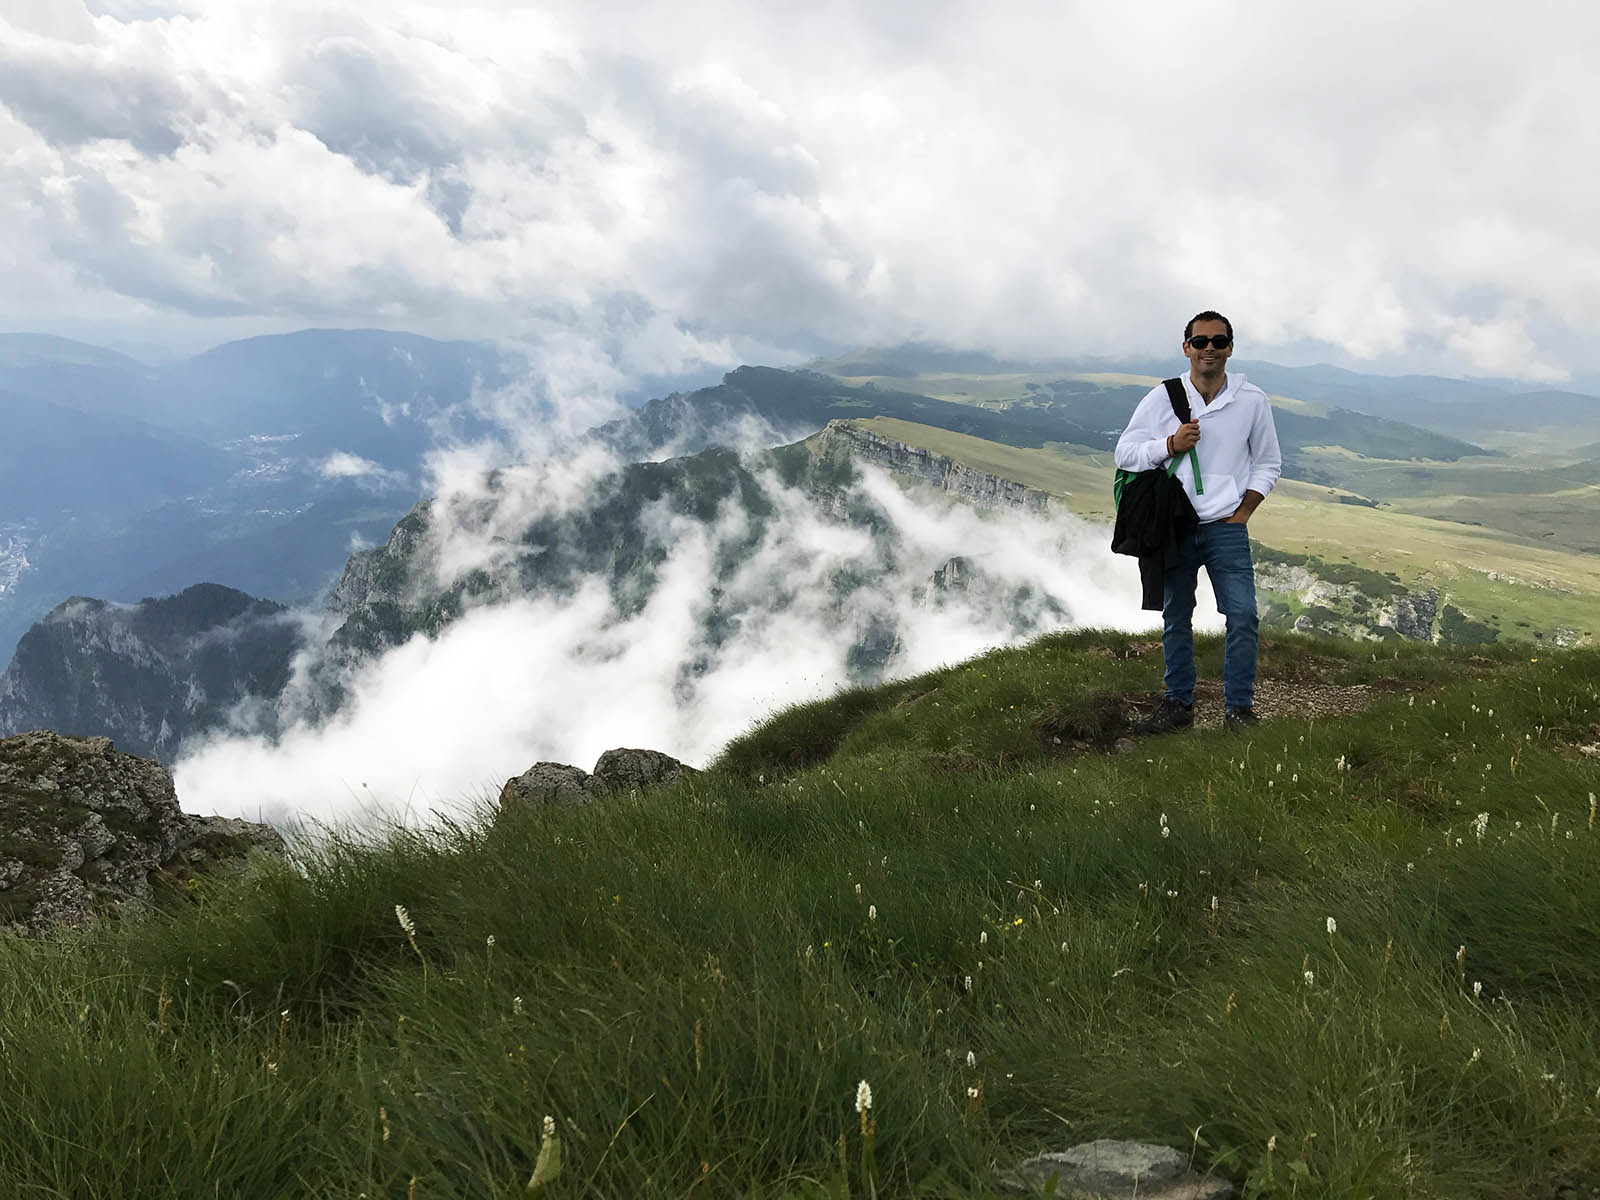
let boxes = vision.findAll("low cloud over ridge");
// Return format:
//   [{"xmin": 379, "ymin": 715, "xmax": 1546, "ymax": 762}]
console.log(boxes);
[{"xmin": 173, "ymin": 446, "xmax": 1213, "ymax": 828}]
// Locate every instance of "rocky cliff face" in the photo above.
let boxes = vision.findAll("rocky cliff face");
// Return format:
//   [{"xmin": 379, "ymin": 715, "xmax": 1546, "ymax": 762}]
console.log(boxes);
[
  {"xmin": 816, "ymin": 421, "xmax": 1053, "ymax": 514},
  {"xmin": 1256, "ymin": 557, "xmax": 1443, "ymax": 644},
  {"xmin": 0, "ymin": 730, "xmax": 283, "ymax": 932},
  {"xmin": 12, "ymin": 425, "xmax": 1039, "ymax": 748},
  {"xmin": 300, "ymin": 429, "xmax": 1075, "ymax": 701},
  {"xmin": 0, "ymin": 583, "xmax": 302, "ymax": 761}
]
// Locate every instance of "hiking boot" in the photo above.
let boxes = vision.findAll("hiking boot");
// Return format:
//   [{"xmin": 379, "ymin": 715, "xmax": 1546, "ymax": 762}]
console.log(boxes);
[
  {"xmin": 1224, "ymin": 706, "xmax": 1260, "ymax": 732},
  {"xmin": 1133, "ymin": 697, "xmax": 1194, "ymax": 735}
]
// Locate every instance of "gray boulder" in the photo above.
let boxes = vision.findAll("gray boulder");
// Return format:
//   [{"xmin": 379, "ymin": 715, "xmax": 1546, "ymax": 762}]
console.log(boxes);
[
  {"xmin": 499, "ymin": 762, "xmax": 603, "ymax": 809},
  {"xmin": 999, "ymin": 1139, "xmax": 1232, "ymax": 1199},
  {"xmin": 0, "ymin": 730, "xmax": 284, "ymax": 933},
  {"xmin": 591, "ymin": 747, "xmax": 697, "ymax": 794},
  {"xmin": 499, "ymin": 748, "xmax": 697, "ymax": 812}
]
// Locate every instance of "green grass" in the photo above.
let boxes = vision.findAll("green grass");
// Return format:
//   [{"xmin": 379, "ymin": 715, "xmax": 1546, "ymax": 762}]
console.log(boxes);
[
  {"xmin": 1288, "ymin": 447, "xmax": 1600, "ymax": 555},
  {"xmin": 3, "ymin": 632, "xmax": 1600, "ymax": 1197}
]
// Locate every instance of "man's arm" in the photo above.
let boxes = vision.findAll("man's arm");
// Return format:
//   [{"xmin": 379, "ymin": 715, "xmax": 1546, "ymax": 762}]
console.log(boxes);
[
  {"xmin": 1227, "ymin": 394, "xmax": 1283, "ymax": 523},
  {"xmin": 1113, "ymin": 390, "xmax": 1174, "ymax": 473}
]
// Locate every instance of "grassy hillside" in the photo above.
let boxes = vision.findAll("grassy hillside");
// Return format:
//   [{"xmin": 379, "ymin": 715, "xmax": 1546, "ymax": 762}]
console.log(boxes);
[{"xmin": 3, "ymin": 632, "xmax": 1598, "ymax": 1197}]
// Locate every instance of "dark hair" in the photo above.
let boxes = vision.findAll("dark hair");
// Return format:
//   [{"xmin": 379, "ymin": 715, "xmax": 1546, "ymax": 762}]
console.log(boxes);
[{"xmin": 1184, "ymin": 310, "xmax": 1234, "ymax": 342}]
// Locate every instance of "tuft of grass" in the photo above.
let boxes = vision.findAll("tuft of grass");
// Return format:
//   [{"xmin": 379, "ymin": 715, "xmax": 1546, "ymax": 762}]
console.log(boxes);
[{"xmin": 2, "ymin": 632, "xmax": 1598, "ymax": 1197}]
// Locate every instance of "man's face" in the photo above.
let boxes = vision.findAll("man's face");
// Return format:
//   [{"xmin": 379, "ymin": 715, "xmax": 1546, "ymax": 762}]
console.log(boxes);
[{"xmin": 1183, "ymin": 319, "xmax": 1233, "ymax": 373}]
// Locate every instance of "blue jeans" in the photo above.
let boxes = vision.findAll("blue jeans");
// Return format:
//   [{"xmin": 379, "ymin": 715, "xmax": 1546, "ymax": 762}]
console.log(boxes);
[{"xmin": 1162, "ymin": 520, "xmax": 1258, "ymax": 710}]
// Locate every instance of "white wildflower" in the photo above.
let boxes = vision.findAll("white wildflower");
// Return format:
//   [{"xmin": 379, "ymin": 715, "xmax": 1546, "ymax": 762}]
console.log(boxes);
[
  {"xmin": 967, "ymin": 1086, "xmax": 979, "ymax": 1099},
  {"xmin": 964, "ymin": 975, "xmax": 973, "ymax": 992},
  {"xmin": 855, "ymin": 1080, "xmax": 872, "ymax": 1114},
  {"xmin": 868, "ymin": 905, "xmax": 877, "ymax": 922},
  {"xmin": 1326, "ymin": 917, "xmax": 1337, "ymax": 935},
  {"xmin": 980, "ymin": 930, "xmax": 988, "ymax": 945},
  {"xmin": 513, "ymin": 996, "xmax": 524, "ymax": 1015},
  {"xmin": 966, "ymin": 1050, "xmax": 976, "ymax": 1068},
  {"xmin": 394, "ymin": 904, "xmax": 415, "ymax": 937},
  {"xmin": 1469, "ymin": 1047, "xmax": 1482, "ymax": 1064},
  {"xmin": 1303, "ymin": 970, "xmax": 1315, "ymax": 987},
  {"xmin": 543, "ymin": 1114, "xmax": 556, "ymax": 1138},
  {"xmin": 1472, "ymin": 981, "xmax": 1482, "ymax": 999},
  {"xmin": 1473, "ymin": 812, "xmax": 1489, "ymax": 843}
]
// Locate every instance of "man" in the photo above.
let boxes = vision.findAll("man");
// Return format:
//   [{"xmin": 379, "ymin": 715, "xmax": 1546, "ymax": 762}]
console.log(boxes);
[{"xmin": 1115, "ymin": 311, "xmax": 1282, "ymax": 732}]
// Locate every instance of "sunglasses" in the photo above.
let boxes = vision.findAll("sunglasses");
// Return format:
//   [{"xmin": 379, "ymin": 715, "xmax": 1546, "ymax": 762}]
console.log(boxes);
[{"xmin": 1187, "ymin": 335, "xmax": 1232, "ymax": 350}]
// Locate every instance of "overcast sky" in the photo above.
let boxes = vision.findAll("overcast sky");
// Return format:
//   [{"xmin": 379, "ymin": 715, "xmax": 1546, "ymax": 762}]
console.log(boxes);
[{"xmin": 3, "ymin": 0, "xmax": 1599, "ymax": 382}]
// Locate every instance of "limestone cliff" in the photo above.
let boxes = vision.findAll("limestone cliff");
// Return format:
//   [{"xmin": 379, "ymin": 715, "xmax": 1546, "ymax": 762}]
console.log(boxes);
[{"xmin": 815, "ymin": 421, "xmax": 1053, "ymax": 514}]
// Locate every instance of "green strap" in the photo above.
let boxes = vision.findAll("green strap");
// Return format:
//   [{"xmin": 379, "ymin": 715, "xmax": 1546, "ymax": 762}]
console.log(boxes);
[{"xmin": 1165, "ymin": 446, "xmax": 1203, "ymax": 494}]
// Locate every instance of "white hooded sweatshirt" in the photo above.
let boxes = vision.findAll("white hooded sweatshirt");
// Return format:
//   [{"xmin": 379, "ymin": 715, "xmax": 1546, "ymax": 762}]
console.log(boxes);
[{"xmin": 1113, "ymin": 373, "xmax": 1283, "ymax": 524}]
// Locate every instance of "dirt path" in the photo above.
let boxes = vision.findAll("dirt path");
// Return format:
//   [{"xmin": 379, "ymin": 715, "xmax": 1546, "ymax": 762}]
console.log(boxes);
[{"xmin": 1188, "ymin": 677, "xmax": 1385, "ymax": 727}]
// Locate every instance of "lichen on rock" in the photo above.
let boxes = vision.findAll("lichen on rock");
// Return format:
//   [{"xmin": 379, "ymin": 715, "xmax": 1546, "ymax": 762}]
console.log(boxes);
[{"xmin": 0, "ymin": 730, "xmax": 283, "ymax": 933}]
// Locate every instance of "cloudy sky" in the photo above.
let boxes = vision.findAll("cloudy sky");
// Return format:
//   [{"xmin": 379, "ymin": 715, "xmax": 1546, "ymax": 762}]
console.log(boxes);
[{"xmin": 4, "ymin": 0, "xmax": 1599, "ymax": 382}]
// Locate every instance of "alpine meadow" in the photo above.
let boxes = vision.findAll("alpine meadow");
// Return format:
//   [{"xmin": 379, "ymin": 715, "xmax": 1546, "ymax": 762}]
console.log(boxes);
[{"xmin": 3, "ymin": 630, "xmax": 1599, "ymax": 1197}]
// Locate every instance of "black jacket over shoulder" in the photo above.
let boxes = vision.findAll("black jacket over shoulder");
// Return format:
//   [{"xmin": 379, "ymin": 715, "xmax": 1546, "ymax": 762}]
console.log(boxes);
[{"xmin": 1111, "ymin": 469, "xmax": 1198, "ymax": 610}]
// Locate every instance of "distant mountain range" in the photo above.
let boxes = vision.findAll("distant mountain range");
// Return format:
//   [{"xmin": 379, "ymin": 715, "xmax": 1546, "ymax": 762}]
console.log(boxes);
[
  {"xmin": 812, "ymin": 346, "xmax": 1600, "ymax": 443},
  {"xmin": 0, "ymin": 329, "xmax": 518, "ymax": 658}
]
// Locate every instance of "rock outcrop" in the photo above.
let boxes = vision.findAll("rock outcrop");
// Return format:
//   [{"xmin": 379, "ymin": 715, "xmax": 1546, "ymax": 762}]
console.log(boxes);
[
  {"xmin": 592, "ymin": 747, "xmax": 697, "ymax": 794},
  {"xmin": 818, "ymin": 420, "xmax": 1054, "ymax": 513},
  {"xmin": 1377, "ymin": 587, "xmax": 1439, "ymax": 641},
  {"xmin": 499, "ymin": 762, "xmax": 604, "ymax": 808},
  {"xmin": 0, "ymin": 730, "xmax": 283, "ymax": 933},
  {"xmin": 500, "ymin": 747, "xmax": 698, "ymax": 811},
  {"xmin": 998, "ymin": 1139, "xmax": 1232, "ymax": 1199}
]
